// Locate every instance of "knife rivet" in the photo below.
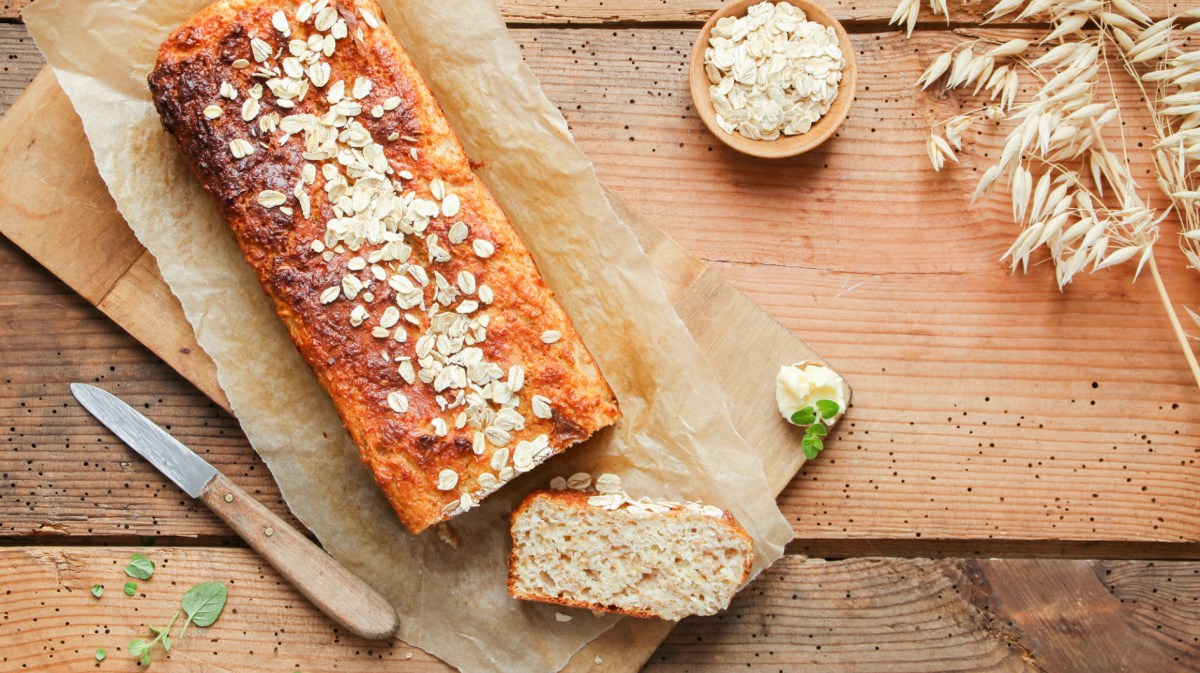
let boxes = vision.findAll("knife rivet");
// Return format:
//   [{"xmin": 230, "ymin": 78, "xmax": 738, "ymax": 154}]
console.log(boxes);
[
  {"xmin": 224, "ymin": 493, "xmax": 234, "ymax": 503},
  {"xmin": 264, "ymin": 526, "xmax": 275, "ymax": 537}
]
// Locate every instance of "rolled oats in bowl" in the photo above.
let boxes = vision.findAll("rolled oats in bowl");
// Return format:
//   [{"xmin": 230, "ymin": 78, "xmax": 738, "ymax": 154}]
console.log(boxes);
[{"xmin": 704, "ymin": 1, "xmax": 846, "ymax": 140}]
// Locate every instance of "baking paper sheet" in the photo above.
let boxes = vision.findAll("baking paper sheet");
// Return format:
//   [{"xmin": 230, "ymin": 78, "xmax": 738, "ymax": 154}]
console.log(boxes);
[{"xmin": 23, "ymin": 1, "xmax": 794, "ymax": 670}]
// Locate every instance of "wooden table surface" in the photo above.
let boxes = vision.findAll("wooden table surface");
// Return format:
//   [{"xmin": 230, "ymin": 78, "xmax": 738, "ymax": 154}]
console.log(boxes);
[{"xmin": 2, "ymin": 1, "xmax": 1199, "ymax": 671}]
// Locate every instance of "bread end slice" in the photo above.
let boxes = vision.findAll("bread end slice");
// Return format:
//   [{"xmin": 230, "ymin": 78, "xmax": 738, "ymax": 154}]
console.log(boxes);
[{"xmin": 508, "ymin": 488, "xmax": 754, "ymax": 621}]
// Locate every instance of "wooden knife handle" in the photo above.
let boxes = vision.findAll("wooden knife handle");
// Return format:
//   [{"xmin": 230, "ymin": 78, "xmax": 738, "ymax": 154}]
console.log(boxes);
[{"xmin": 199, "ymin": 472, "xmax": 400, "ymax": 641}]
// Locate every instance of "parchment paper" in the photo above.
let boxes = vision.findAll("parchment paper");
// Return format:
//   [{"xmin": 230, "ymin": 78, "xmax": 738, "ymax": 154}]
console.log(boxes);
[{"xmin": 23, "ymin": 1, "xmax": 794, "ymax": 671}]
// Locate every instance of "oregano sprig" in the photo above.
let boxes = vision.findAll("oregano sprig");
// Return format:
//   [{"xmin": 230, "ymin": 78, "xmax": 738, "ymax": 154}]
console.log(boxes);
[
  {"xmin": 790, "ymin": 399, "xmax": 841, "ymax": 460},
  {"xmin": 129, "ymin": 610, "xmax": 180, "ymax": 666},
  {"xmin": 126, "ymin": 582, "xmax": 227, "ymax": 666}
]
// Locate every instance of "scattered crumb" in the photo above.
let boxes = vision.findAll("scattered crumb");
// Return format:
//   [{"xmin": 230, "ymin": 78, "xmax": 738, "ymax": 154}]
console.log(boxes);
[
  {"xmin": 436, "ymin": 523, "xmax": 460, "ymax": 549},
  {"xmin": 555, "ymin": 612, "xmax": 572, "ymax": 622}
]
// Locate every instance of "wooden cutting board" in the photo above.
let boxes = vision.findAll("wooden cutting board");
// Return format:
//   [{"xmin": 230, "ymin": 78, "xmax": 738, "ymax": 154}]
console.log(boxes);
[{"xmin": 0, "ymin": 67, "xmax": 838, "ymax": 673}]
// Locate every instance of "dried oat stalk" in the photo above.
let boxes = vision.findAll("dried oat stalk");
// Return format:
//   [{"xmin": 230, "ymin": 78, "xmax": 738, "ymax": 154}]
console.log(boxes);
[
  {"xmin": 890, "ymin": 0, "xmax": 953, "ymax": 37},
  {"xmin": 904, "ymin": 0, "xmax": 1200, "ymax": 387}
]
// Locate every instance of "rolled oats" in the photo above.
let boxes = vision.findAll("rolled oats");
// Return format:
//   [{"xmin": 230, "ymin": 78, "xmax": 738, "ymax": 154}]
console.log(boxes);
[
  {"xmin": 704, "ymin": 1, "xmax": 845, "ymax": 140},
  {"xmin": 437, "ymin": 469, "xmax": 458, "ymax": 490}
]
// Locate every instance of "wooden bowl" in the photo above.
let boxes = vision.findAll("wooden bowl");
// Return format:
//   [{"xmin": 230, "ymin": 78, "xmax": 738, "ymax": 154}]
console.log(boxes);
[{"xmin": 688, "ymin": 0, "xmax": 858, "ymax": 159}]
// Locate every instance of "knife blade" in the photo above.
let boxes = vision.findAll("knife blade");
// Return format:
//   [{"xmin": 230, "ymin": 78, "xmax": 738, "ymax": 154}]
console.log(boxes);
[
  {"xmin": 71, "ymin": 383, "xmax": 399, "ymax": 641},
  {"xmin": 71, "ymin": 383, "xmax": 217, "ymax": 497}
]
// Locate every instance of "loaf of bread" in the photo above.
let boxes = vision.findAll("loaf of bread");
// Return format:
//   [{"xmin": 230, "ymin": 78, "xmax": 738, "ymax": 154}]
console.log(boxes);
[
  {"xmin": 148, "ymin": 0, "xmax": 620, "ymax": 534},
  {"xmin": 508, "ymin": 477, "xmax": 754, "ymax": 620}
]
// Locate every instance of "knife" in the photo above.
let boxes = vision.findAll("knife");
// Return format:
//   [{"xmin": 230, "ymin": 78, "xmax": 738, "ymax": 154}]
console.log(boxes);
[{"xmin": 71, "ymin": 383, "xmax": 400, "ymax": 641}]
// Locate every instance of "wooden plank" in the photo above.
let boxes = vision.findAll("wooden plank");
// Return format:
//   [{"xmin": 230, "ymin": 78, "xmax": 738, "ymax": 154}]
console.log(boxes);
[
  {"xmin": 0, "ymin": 22, "xmax": 40, "ymax": 113},
  {"xmin": 3, "ymin": 22, "xmax": 1197, "ymax": 279},
  {"xmin": 655, "ymin": 557, "xmax": 1200, "ymax": 671},
  {"xmin": 972, "ymin": 559, "xmax": 1187, "ymax": 672},
  {"xmin": 2, "ymin": 547, "xmax": 1196, "ymax": 671},
  {"xmin": 3, "ymin": 26, "xmax": 1198, "ymax": 545},
  {"xmin": 519, "ymin": 27, "xmax": 1161, "ymax": 272},
  {"xmin": 1097, "ymin": 559, "xmax": 1200, "ymax": 666},
  {"xmin": 0, "ymin": 238, "xmax": 298, "ymax": 540},
  {"xmin": 0, "ymin": 0, "xmax": 722, "ymax": 22},
  {"xmin": 4, "ymin": 238, "xmax": 1196, "ymax": 559},
  {"xmin": 788, "ymin": 537, "xmax": 1200, "ymax": 559},
  {"xmin": 0, "ymin": 547, "xmax": 440, "ymax": 671},
  {"xmin": 722, "ymin": 259, "xmax": 1200, "ymax": 543},
  {"xmin": 0, "ymin": 67, "xmax": 141, "ymax": 303},
  {"xmin": 0, "ymin": 0, "xmax": 1183, "ymax": 24}
]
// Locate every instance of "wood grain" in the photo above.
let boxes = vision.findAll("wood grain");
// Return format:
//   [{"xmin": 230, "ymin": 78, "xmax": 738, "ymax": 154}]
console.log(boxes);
[
  {"xmin": 974, "ymin": 559, "xmax": 1188, "ymax": 672},
  {"xmin": 2, "ymin": 547, "xmax": 1197, "ymax": 672},
  {"xmin": 3, "ymin": 3, "xmax": 1200, "ymax": 671},
  {"xmin": 3, "ymin": 25, "xmax": 1197, "ymax": 546},
  {"xmin": 0, "ymin": 0, "xmax": 1185, "ymax": 24},
  {"xmin": 0, "ymin": 236, "xmax": 290, "ymax": 539},
  {"xmin": 0, "ymin": 22, "xmax": 40, "ymax": 114}
]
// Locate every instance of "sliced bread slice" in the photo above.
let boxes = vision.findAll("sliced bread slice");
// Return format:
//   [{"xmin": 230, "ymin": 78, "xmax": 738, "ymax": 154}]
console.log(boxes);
[{"xmin": 508, "ymin": 480, "xmax": 754, "ymax": 620}]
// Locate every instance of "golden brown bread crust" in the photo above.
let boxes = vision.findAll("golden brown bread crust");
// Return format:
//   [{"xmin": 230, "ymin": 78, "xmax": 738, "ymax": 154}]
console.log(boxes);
[
  {"xmin": 507, "ymin": 489, "xmax": 755, "ymax": 619},
  {"xmin": 148, "ymin": 0, "xmax": 620, "ymax": 534}
]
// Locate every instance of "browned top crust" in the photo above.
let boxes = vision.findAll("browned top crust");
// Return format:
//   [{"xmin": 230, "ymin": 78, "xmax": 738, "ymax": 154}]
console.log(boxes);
[{"xmin": 148, "ymin": 0, "xmax": 620, "ymax": 533}]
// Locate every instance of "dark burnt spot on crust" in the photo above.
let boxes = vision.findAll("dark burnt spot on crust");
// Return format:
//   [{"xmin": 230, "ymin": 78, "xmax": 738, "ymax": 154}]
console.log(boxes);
[
  {"xmin": 551, "ymin": 410, "xmax": 589, "ymax": 445},
  {"xmin": 217, "ymin": 23, "xmax": 249, "ymax": 62},
  {"xmin": 415, "ymin": 434, "xmax": 437, "ymax": 452},
  {"xmin": 172, "ymin": 23, "xmax": 210, "ymax": 50},
  {"xmin": 363, "ymin": 97, "xmax": 419, "ymax": 143},
  {"xmin": 452, "ymin": 436, "xmax": 473, "ymax": 455},
  {"xmin": 272, "ymin": 264, "xmax": 335, "ymax": 311}
]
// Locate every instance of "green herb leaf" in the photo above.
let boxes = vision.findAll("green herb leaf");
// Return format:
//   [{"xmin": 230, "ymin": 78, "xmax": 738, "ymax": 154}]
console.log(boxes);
[
  {"xmin": 161, "ymin": 634, "xmax": 171, "ymax": 653},
  {"xmin": 181, "ymin": 582, "xmax": 228, "ymax": 628},
  {"xmin": 90, "ymin": 584, "xmax": 104, "ymax": 599},
  {"xmin": 807, "ymin": 423, "xmax": 828, "ymax": 437},
  {"xmin": 124, "ymin": 553, "xmax": 155, "ymax": 580},
  {"xmin": 139, "ymin": 650, "xmax": 152, "ymax": 667},
  {"xmin": 801, "ymin": 433, "xmax": 824, "ymax": 460},
  {"xmin": 124, "ymin": 582, "xmax": 138, "ymax": 597},
  {"xmin": 127, "ymin": 638, "xmax": 150, "ymax": 657},
  {"xmin": 816, "ymin": 399, "xmax": 840, "ymax": 419},
  {"xmin": 790, "ymin": 406, "xmax": 816, "ymax": 425},
  {"xmin": 95, "ymin": 648, "xmax": 107, "ymax": 662}
]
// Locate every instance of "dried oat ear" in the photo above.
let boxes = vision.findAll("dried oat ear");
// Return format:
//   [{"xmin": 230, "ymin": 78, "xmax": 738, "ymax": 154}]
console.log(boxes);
[{"xmin": 904, "ymin": 0, "xmax": 1200, "ymax": 388}]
